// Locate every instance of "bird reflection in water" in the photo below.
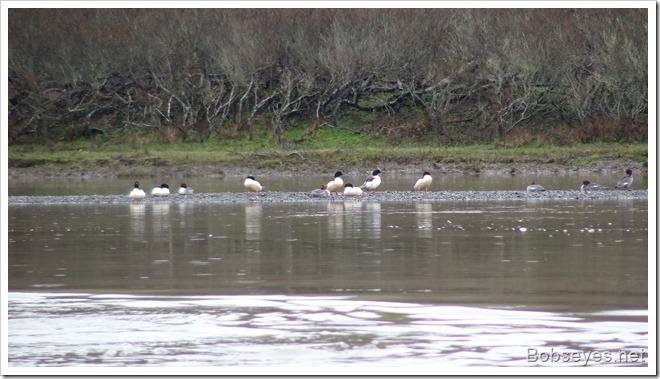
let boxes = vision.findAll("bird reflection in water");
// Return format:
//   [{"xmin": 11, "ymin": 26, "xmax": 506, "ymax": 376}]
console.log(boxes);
[
  {"xmin": 343, "ymin": 201, "xmax": 363, "ymax": 238},
  {"xmin": 129, "ymin": 203, "xmax": 145, "ymax": 240},
  {"xmin": 245, "ymin": 203, "xmax": 262, "ymax": 242},
  {"xmin": 415, "ymin": 203, "xmax": 433, "ymax": 238},
  {"xmin": 327, "ymin": 202, "xmax": 344, "ymax": 239},
  {"xmin": 364, "ymin": 202, "xmax": 382, "ymax": 240},
  {"xmin": 151, "ymin": 203, "xmax": 171, "ymax": 238}
]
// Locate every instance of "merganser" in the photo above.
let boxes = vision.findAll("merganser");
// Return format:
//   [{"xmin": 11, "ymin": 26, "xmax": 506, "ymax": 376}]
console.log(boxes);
[
  {"xmin": 309, "ymin": 185, "xmax": 331, "ymax": 198},
  {"xmin": 526, "ymin": 181, "xmax": 546, "ymax": 192},
  {"xmin": 178, "ymin": 183, "xmax": 193, "ymax": 195},
  {"xmin": 129, "ymin": 181, "xmax": 146, "ymax": 200},
  {"xmin": 360, "ymin": 169, "xmax": 382, "ymax": 192},
  {"xmin": 343, "ymin": 183, "xmax": 363, "ymax": 196},
  {"xmin": 151, "ymin": 183, "xmax": 170, "ymax": 196},
  {"xmin": 615, "ymin": 169, "xmax": 633, "ymax": 190},
  {"xmin": 326, "ymin": 171, "xmax": 344, "ymax": 195},
  {"xmin": 581, "ymin": 180, "xmax": 608, "ymax": 191},
  {"xmin": 413, "ymin": 172, "xmax": 433, "ymax": 192},
  {"xmin": 243, "ymin": 175, "xmax": 263, "ymax": 193}
]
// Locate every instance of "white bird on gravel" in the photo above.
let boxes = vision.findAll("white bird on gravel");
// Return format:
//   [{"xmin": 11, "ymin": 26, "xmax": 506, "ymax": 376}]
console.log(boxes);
[
  {"xmin": 129, "ymin": 181, "xmax": 146, "ymax": 200},
  {"xmin": 151, "ymin": 183, "xmax": 170, "ymax": 196},
  {"xmin": 326, "ymin": 171, "xmax": 344, "ymax": 195},
  {"xmin": 360, "ymin": 169, "xmax": 382, "ymax": 193},
  {"xmin": 244, "ymin": 176, "xmax": 263, "ymax": 193},
  {"xmin": 343, "ymin": 183, "xmax": 363, "ymax": 196},
  {"xmin": 413, "ymin": 172, "xmax": 433, "ymax": 192},
  {"xmin": 615, "ymin": 168, "xmax": 633, "ymax": 190},
  {"xmin": 178, "ymin": 183, "xmax": 193, "ymax": 195},
  {"xmin": 526, "ymin": 181, "xmax": 546, "ymax": 192}
]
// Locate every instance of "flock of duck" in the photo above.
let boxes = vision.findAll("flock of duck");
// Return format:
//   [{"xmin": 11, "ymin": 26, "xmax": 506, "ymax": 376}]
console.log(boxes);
[
  {"xmin": 526, "ymin": 168, "xmax": 634, "ymax": 192},
  {"xmin": 128, "ymin": 168, "xmax": 634, "ymax": 200},
  {"xmin": 129, "ymin": 181, "xmax": 193, "ymax": 199},
  {"xmin": 306, "ymin": 169, "xmax": 432, "ymax": 197}
]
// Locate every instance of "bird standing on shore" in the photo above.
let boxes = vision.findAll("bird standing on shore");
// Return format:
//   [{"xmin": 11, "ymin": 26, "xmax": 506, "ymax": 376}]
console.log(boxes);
[
  {"xmin": 360, "ymin": 169, "xmax": 382, "ymax": 193},
  {"xmin": 326, "ymin": 171, "xmax": 344, "ymax": 195},
  {"xmin": 413, "ymin": 172, "xmax": 433, "ymax": 192},
  {"xmin": 615, "ymin": 169, "xmax": 633, "ymax": 190},
  {"xmin": 244, "ymin": 176, "xmax": 263, "ymax": 193},
  {"xmin": 129, "ymin": 181, "xmax": 146, "ymax": 200}
]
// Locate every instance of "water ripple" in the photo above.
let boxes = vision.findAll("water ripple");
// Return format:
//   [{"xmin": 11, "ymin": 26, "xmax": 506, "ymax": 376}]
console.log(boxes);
[{"xmin": 7, "ymin": 292, "xmax": 648, "ymax": 370}]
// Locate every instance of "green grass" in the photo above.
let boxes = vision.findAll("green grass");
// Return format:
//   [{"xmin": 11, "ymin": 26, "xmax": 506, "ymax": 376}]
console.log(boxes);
[
  {"xmin": 7, "ymin": 122, "xmax": 648, "ymax": 174},
  {"xmin": 8, "ymin": 135, "xmax": 648, "ymax": 176}
]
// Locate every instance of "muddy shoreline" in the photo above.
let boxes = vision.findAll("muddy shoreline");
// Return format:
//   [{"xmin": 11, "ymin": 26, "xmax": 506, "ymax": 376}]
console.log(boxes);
[{"xmin": 7, "ymin": 159, "xmax": 647, "ymax": 180}]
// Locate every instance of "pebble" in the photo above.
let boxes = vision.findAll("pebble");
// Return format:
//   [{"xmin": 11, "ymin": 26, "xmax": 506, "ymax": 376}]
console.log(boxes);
[{"xmin": 7, "ymin": 190, "xmax": 648, "ymax": 205}]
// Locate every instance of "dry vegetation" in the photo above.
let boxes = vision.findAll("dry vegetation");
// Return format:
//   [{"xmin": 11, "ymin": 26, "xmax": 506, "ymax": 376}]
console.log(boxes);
[{"xmin": 8, "ymin": 8, "xmax": 648, "ymax": 145}]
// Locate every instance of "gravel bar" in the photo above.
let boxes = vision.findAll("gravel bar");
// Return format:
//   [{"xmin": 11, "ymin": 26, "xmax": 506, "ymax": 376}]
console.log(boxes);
[{"xmin": 8, "ymin": 190, "xmax": 648, "ymax": 205}]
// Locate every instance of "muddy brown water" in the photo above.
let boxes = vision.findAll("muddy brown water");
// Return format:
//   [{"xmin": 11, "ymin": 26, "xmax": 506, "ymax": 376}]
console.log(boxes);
[{"xmin": 6, "ymin": 176, "xmax": 649, "ymax": 370}]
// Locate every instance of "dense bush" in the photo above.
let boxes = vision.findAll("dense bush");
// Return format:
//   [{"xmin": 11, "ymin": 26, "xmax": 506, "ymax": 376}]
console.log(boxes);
[{"xmin": 8, "ymin": 8, "xmax": 648, "ymax": 145}]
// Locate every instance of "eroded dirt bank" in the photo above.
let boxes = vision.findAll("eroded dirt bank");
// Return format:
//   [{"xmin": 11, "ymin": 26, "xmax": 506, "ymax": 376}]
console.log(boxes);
[{"xmin": 7, "ymin": 159, "xmax": 647, "ymax": 180}]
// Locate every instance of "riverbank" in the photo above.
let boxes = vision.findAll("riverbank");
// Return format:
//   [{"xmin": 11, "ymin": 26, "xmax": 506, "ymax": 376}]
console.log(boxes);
[{"xmin": 7, "ymin": 143, "xmax": 648, "ymax": 179}]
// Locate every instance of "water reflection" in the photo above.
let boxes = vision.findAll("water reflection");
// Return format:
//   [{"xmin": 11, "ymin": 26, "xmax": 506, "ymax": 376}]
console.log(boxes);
[
  {"xmin": 244, "ymin": 203, "xmax": 262, "ymax": 276},
  {"xmin": 6, "ymin": 197, "xmax": 650, "ymax": 369},
  {"xmin": 177, "ymin": 202, "xmax": 191, "ymax": 229},
  {"xmin": 327, "ymin": 202, "xmax": 344, "ymax": 239},
  {"xmin": 618, "ymin": 199, "xmax": 636, "ymax": 230},
  {"xmin": 8, "ymin": 200, "xmax": 648, "ymax": 309},
  {"xmin": 151, "ymin": 203, "xmax": 171, "ymax": 238},
  {"xmin": 364, "ymin": 202, "xmax": 381, "ymax": 240},
  {"xmin": 344, "ymin": 201, "xmax": 363, "ymax": 239},
  {"xmin": 129, "ymin": 203, "xmax": 145, "ymax": 240},
  {"xmin": 245, "ymin": 203, "xmax": 262, "ymax": 241},
  {"xmin": 415, "ymin": 203, "xmax": 433, "ymax": 238}
]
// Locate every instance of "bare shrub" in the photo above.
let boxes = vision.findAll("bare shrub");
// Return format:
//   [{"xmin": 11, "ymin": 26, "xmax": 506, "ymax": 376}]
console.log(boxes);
[{"xmin": 8, "ymin": 8, "xmax": 648, "ymax": 145}]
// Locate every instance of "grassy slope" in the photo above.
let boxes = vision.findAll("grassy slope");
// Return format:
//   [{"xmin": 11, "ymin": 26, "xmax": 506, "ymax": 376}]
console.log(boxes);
[{"xmin": 7, "ymin": 127, "xmax": 648, "ymax": 177}]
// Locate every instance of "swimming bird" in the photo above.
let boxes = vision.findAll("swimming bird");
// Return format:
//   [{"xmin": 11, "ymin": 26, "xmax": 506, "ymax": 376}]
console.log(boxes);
[
  {"xmin": 413, "ymin": 172, "xmax": 433, "ymax": 192},
  {"xmin": 178, "ymin": 183, "xmax": 193, "ymax": 195},
  {"xmin": 244, "ymin": 175, "xmax": 263, "ymax": 193},
  {"xmin": 343, "ymin": 183, "xmax": 363, "ymax": 196},
  {"xmin": 326, "ymin": 171, "xmax": 344, "ymax": 195},
  {"xmin": 615, "ymin": 169, "xmax": 633, "ymax": 190},
  {"xmin": 151, "ymin": 183, "xmax": 170, "ymax": 196},
  {"xmin": 581, "ymin": 180, "xmax": 608, "ymax": 191},
  {"xmin": 129, "ymin": 181, "xmax": 146, "ymax": 200},
  {"xmin": 309, "ymin": 185, "xmax": 331, "ymax": 198},
  {"xmin": 526, "ymin": 181, "xmax": 546, "ymax": 192},
  {"xmin": 360, "ymin": 169, "xmax": 382, "ymax": 193}
]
